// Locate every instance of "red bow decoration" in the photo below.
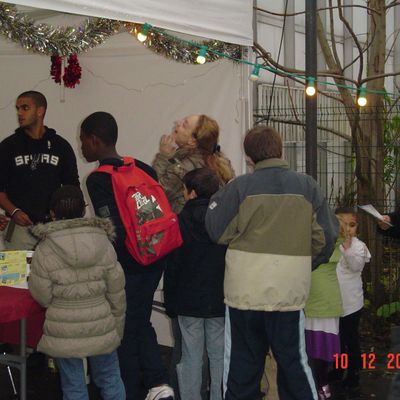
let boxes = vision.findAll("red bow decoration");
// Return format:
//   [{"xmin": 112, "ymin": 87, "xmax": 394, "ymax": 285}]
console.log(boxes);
[{"xmin": 50, "ymin": 53, "xmax": 82, "ymax": 88}]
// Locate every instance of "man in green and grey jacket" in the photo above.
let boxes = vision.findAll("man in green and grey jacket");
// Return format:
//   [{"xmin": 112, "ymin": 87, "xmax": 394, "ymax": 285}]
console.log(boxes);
[{"xmin": 205, "ymin": 125, "xmax": 338, "ymax": 400}]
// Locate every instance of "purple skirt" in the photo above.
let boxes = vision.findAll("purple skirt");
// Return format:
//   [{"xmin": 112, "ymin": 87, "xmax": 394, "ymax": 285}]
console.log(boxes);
[{"xmin": 305, "ymin": 329, "xmax": 340, "ymax": 362}]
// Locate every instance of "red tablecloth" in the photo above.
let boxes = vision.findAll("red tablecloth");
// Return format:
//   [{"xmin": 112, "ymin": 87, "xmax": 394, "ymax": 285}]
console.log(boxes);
[{"xmin": 0, "ymin": 286, "xmax": 45, "ymax": 347}]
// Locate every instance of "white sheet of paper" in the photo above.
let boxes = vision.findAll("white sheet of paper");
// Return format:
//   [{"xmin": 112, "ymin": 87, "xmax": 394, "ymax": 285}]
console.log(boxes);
[{"xmin": 357, "ymin": 204, "xmax": 394, "ymax": 227}]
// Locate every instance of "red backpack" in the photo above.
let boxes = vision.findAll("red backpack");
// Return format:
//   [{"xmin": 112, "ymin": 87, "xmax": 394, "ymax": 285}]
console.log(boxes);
[{"xmin": 95, "ymin": 157, "xmax": 183, "ymax": 265}]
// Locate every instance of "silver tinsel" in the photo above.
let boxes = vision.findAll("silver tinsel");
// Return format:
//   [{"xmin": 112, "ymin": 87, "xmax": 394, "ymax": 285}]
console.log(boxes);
[
  {"xmin": 126, "ymin": 24, "xmax": 242, "ymax": 64},
  {"xmin": 0, "ymin": 3, "xmax": 119, "ymax": 56},
  {"xmin": 0, "ymin": 4, "xmax": 242, "ymax": 63}
]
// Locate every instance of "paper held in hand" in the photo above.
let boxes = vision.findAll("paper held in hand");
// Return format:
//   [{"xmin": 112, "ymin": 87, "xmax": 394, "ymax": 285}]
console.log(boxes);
[{"xmin": 357, "ymin": 204, "xmax": 394, "ymax": 227}]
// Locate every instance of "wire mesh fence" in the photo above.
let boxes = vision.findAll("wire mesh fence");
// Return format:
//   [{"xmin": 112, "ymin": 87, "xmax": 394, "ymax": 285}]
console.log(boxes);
[{"xmin": 255, "ymin": 83, "xmax": 400, "ymax": 334}]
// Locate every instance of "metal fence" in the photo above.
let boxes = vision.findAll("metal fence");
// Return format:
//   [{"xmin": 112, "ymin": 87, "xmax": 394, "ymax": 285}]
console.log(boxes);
[{"xmin": 255, "ymin": 83, "xmax": 400, "ymax": 334}]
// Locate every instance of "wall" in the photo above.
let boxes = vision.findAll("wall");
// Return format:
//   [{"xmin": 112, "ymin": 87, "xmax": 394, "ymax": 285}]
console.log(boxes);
[
  {"xmin": 0, "ymin": 16, "xmax": 247, "ymax": 346},
  {"xmin": 0, "ymin": 31, "xmax": 246, "ymax": 190}
]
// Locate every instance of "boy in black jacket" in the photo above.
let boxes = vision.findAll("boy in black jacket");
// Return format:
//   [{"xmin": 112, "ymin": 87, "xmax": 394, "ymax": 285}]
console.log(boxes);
[
  {"xmin": 164, "ymin": 168, "xmax": 226, "ymax": 400},
  {"xmin": 80, "ymin": 111, "xmax": 173, "ymax": 400}
]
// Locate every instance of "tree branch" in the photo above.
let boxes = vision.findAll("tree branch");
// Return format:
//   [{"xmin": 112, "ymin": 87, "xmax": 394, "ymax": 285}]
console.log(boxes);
[
  {"xmin": 252, "ymin": 116, "xmax": 352, "ymax": 141},
  {"xmin": 338, "ymin": 0, "xmax": 364, "ymax": 83},
  {"xmin": 361, "ymin": 71, "xmax": 400, "ymax": 84},
  {"xmin": 253, "ymin": 42, "xmax": 357, "ymax": 86},
  {"xmin": 255, "ymin": 4, "xmax": 380, "ymax": 17},
  {"xmin": 385, "ymin": 1, "xmax": 400, "ymax": 11},
  {"xmin": 328, "ymin": 0, "xmax": 342, "ymax": 68}
]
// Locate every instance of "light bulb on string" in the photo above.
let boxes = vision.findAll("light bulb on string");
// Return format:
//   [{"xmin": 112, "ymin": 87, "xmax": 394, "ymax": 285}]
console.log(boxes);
[
  {"xmin": 357, "ymin": 87, "xmax": 367, "ymax": 107},
  {"xmin": 137, "ymin": 23, "xmax": 151, "ymax": 42},
  {"xmin": 196, "ymin": 46, "xmax": 208, "ymax": 64},
  {"xmin": 249, "ymin": 64, "xmax": 261, "ymax": 81},
  {"xmin": 305, "ymin": 77, "xmax": 316, "ymax": 96}
]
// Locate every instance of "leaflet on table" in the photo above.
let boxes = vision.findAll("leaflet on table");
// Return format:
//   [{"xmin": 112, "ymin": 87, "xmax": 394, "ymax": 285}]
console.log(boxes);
[
  {"xmin": 0, "ymin": 250, "xmax": 32, "ymax": 287},
  {"xmin": 357, "ymin": 204, "xmax": 394, "ymax": 227}
]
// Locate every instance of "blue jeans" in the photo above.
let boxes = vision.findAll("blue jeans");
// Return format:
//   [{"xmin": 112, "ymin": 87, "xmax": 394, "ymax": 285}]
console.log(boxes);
[
  {"xmin": 118, "ymin": 268, "xmax": 169, "ymax": 400},
  {"xmin": 177, "ymin": 316, "xmax": 224, "ymax": 400},
  {"xmin": 56, "ymin": 350, "xmax": 125, "ymax": 400}
]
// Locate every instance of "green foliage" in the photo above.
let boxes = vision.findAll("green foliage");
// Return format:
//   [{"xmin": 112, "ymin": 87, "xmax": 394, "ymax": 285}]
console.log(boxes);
[
  {"xmin": 376, "ymin": 301, "xmax": 400, "ymax": 318},
  {"xmin": 383, "ymin": 94, "xmax": 400, "ymax": 188}
]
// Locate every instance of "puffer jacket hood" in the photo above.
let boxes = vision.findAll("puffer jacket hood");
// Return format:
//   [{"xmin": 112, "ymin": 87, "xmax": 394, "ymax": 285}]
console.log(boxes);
[
  {"xmin": 31, "ymin": 217, "xmax": 116, "ymax": 269},
  {"xmin": 28, "ymin": 217, "xmax": 126, "ymax": 359}
]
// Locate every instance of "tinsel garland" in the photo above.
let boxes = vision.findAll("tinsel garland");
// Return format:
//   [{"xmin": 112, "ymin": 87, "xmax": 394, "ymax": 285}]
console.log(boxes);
[
  {"xmin": 126, "ymin": 24, "xmax": 242, "ymax": 64},
  {"xmin": 0, "ymin": 3, "xmax": 119, "ymax": 56},
  {"xmin": 0, "ymin": 3, "xmax": 242, "ymax": 63},
  {"xmin": 50, "ymin": 54, "xmax": 62, "ymax": 83},
  {"xmin": 50, "ymin": 54, "xmax": 82, "ymax": 88},
  {"xmin": 63, "ymin": 54, "xmax": 82, "ymax": 88}
]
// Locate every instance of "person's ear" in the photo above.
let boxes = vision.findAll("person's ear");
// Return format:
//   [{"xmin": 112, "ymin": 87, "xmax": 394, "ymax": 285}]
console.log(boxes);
[
  {"xmin": 187, "ymin": 135, "xmax": 197, "ymax": 148},
  {"xmin": 37, "ymin": 106, "xmax": 45, "ymax": 118}
]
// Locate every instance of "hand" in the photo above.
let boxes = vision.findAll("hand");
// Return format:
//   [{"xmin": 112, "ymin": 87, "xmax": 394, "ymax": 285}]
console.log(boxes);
[
  {"xmin": 342, "ymin": 235, "xmax": 352, "ymax": 250},
  {"xmin": 0, "ymin": 214, "xmax": 9, "ymax": 231},
  {"xmin": 159, "ymin": 134, "xmax": 176, "ymax": 156},
  {"xmin": 378, "ymin": 215, "xmax": 392, "ymax": 230},
  {"xmin": 12, "ymin": 210, "xmax": 33, "ymax": 226}
]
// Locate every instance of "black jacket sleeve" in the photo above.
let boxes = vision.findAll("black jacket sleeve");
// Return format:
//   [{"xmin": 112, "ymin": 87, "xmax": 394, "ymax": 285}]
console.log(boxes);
[
  {"xmin": 60, "ymin": 140, "xmax": 80, "ymax": 186},
  {"xmin": 378, "ymin": 210, "xmax": 400, "ymax": 238}
]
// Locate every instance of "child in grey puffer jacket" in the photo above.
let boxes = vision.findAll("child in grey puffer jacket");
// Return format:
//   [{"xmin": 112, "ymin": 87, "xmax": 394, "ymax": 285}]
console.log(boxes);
[{"xmin": 29, "ymin": 185, "xmax": 126, "ymax": 400}]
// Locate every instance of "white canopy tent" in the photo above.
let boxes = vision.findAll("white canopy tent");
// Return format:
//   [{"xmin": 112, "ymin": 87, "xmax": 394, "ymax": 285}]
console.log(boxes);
[
  {"xmin": 6, "ymin": 0, "xmax": 253, "ymax": 46},
  {"xmin": 0, "ymin": 2, "xmax": 253, "ymax": 345}
]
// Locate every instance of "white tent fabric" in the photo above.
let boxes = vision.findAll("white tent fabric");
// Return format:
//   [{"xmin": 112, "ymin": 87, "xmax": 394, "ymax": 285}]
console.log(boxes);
[{"xmin": 6, "ymin": 0, "xmax": 253, "ymax": 46}]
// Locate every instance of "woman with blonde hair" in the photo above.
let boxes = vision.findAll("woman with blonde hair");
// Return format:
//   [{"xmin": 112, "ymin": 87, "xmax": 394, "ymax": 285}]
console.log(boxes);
[
  {"xmin": 153, "ymin": 114, "xmax": 234, "ymax": 213},
  {"xmin": 153, "ymin": 114, "xmax": 234, "ymax": 400}
]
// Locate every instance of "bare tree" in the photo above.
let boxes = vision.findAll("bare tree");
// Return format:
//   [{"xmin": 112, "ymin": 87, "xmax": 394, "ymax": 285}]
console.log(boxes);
[{"xmin": 254, "ymin": 0, "xmax": 398, "ymax": 309}]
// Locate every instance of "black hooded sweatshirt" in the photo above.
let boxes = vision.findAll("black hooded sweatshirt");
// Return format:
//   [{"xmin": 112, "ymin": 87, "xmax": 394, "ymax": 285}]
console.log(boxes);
[
  {"xmin": 164, "ymin": 197, "xmax": 227, "ymax": 318},
  {"xmin": 0, "ymin": 127, "xmax": 79, "ymax": 223}
]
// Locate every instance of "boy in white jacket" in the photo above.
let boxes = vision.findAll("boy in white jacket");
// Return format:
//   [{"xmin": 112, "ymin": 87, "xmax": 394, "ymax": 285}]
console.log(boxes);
[{"xmin": 335, "ymin": 207, "xmax": 371, "ymax": 394}]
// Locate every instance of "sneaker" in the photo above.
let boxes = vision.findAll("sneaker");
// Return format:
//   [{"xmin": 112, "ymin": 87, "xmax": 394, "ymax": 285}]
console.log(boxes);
[
  {"xmin": 145, "ymin": 384, "xmax": 174, "ymax": 400},
  {"xmin": 321, "ymin": 384, "xmax": 332, "ymax": 399}
]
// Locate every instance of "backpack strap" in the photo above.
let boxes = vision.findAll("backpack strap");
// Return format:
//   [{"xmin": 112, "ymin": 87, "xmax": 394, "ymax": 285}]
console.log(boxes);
[{"xmin": 95, "ymin": 156, "xmax": 135, "ymax": 174}]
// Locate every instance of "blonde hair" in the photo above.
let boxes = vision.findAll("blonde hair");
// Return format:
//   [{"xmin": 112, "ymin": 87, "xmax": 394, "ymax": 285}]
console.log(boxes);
[{"xmin": 192, "ymin": 115, "xmax": 235, "ymax": 183}]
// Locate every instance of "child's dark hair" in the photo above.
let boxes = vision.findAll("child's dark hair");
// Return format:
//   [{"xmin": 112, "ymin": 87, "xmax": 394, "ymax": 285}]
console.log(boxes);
[
  {"xmin": 182, "ymin": 168, "xmax": 220, "ymax": 199},
  {"xmin": 81, "ymin": 111, "xmax": 118, "ymax": 146},
  {"xmin": 50, "ymin": 185, "xmax": 86, "ymax": 220},
  {"xmin": 335, "ymin": 206, "xmax": 358, "ymax": 219}
]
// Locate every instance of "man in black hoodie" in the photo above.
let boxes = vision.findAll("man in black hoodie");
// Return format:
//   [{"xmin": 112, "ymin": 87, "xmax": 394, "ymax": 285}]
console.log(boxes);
[{"xmin": 0, "ymin": 91, "xmax": 79, "ymax": 250}]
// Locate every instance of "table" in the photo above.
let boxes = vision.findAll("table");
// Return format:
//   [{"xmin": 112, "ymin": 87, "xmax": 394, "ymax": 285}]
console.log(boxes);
[{"xmin": 0, "ymin": 286, "xmax": 45, "ymax": 400}]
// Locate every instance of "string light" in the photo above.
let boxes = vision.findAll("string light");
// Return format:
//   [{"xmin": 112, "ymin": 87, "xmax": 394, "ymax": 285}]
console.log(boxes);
[
  {"xmin": 249, "ymin": 64, "xmax": 261, "ymax": 81},
  {"xmin": 305, "ymin": 77, "xmax": 316, "ymax": 96},
  {"xmin": 0, "ymin": 5, "xmax": 390, "ymax": 100},
  {"xmin": 137, "ymin": 23, "xmax": 151, "ymax": 42},
  {"xmin": 135, "ymin": 24, "xmax": 390, "ymax": 100},
  {"xmin": 357, "ymin": 86, "xmax": 367, "ymax": 107},
  {"xmin": 196, "ymin": 46, "xmax": 208, "ymax": 64}
]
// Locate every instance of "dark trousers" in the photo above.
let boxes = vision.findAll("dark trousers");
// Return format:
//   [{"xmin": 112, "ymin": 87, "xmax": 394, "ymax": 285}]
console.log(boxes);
[
  {"xmin": 339, "ymin": 309, "xmax": 362, "ymax": 381},
  {"xmin": 224, "ymin": 307, "xmax": 317, "ymax": 400},
  {"xmin": 118, "ymin": 267, "xmax": 169, "ymax": 400}
]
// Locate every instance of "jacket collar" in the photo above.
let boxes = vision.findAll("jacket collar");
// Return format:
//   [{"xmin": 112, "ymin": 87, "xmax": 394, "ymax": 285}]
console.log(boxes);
[
  {"xmin": 254, "ymin": 158, "xmax": 289, "ymax": 171},
  {"xmin": 30, "ymin": 217, "xmax": 115, "ymax": 241},
  {"xmin": 173, "ymin": 147, "xmax": 202, "ymax": 160}
]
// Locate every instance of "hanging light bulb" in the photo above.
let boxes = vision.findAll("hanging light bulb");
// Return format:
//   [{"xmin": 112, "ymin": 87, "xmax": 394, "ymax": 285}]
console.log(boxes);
[
  {"xmin": 196, "ymin": 46, "xmax": 208, "ymax": 64},
  {"xmin": 305, "ymin": 77, "xmax": 316, "ymax": 96},
  {"xmin": 357, "ymin": 87, "xmax": 367, "ymax": 107},
  {"xmin": 137, "ymin": 23, "xmax": 151, "ymax": 42},
  {"xmin": 249, "ymin": 64, "xmax": 261, "ymax": 81}
]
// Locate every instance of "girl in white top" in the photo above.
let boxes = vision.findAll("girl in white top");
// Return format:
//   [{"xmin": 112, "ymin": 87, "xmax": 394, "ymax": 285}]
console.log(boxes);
[{"xmin": 335, "ymin": 207, "xmax": 371, "ymax": 393}]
